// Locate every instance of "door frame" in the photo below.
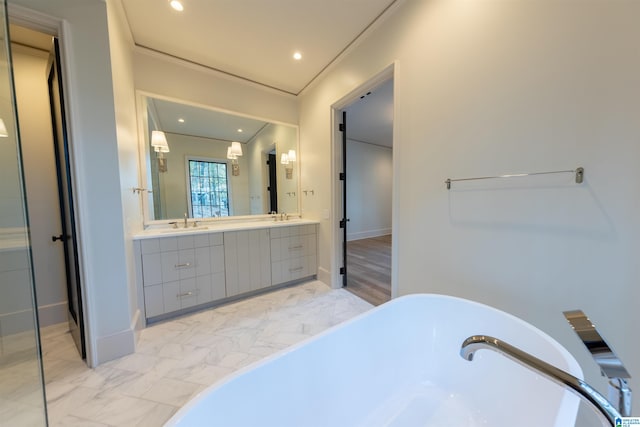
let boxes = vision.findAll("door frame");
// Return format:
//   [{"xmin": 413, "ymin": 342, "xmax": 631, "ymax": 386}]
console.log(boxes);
[
  {"xmin": 330, "ymin": 62, "xmax": 398, "ymax": 297},
  {"xmin": 9, "ymin": 5, "xmax": 93, "ymax": 364}
]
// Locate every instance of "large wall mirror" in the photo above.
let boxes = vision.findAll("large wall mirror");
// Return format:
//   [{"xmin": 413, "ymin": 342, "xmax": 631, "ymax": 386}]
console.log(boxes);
[{"xmin": 138, "ymin": 93, "xmax": 299, "ymax": 223}]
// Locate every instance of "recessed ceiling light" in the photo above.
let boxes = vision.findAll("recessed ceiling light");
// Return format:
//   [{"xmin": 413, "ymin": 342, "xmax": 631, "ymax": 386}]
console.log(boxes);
[
  {"xmin": 178, "ymin": 118, "xmax": 185, "ymax": 123},
  {"xmin": 293, "ymin": 52, "xmax": 302, "ymax": 61},
  {"xmin": 237, "ymin": 129, "xmax": 243, "ymax": 133},
  {"xmin": 170, "ymin": 0, "xmax": 184, "ymax": 11}
]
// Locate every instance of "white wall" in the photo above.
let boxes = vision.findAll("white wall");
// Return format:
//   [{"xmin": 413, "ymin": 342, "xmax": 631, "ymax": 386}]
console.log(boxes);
[
  {"xmin": 106, "ymin": 0, "xmax": 143, "ymax": 337},
  {"xmin": 10, "ymin": 0, "xmax": 135, "ymax": 366},
  {"xmin": 12, "ymin": 43, "xmax": 67, "ymax": 327},
  {"xmin": 299, "ymin": 0, "xmax": 640, "ymax": 419},
  {"xmin": 133, "ymin": 50, "xmax": 298, "ymax": 127},
  {"xmin": 346, "ymin": 139, "xmax": 392, "ymax": 241}
]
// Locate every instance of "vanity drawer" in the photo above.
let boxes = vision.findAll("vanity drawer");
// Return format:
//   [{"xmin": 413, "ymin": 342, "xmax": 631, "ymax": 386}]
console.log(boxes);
[
  {"xmin": 270, "ymin": 224, "xmax": 317, "ymax": 285},
  {"xmin": 271, "ymin": 255, "xmax": 317, "ymax": 285},
  {"xmin": 270, "ymin": 234, "xmax": 316, "ymax": 262}
]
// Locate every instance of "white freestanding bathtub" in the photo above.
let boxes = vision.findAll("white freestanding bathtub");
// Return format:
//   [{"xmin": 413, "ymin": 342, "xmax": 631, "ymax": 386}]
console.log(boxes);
[{"xmin": 166, "ymin": 294, "xmax": 583, "ymax": 427}]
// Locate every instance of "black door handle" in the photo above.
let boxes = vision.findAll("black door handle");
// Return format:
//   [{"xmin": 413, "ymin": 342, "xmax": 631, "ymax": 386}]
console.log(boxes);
[{"xmin": 52, "ymin": 234, "xmax": 68, "ymax": 242}]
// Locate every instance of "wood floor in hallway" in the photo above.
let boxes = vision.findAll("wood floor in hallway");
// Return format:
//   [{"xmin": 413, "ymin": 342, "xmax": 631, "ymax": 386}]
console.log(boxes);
[{"xmin": 345, "ymin": 234, "xmax": 392, "ymax": 306}]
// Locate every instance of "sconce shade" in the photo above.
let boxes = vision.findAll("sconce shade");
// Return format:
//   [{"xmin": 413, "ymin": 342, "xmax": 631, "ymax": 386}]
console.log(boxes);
[
  {"xmin": 151, "ymin": 130, "xmax": 169, "ymax": 152},
  {"xmin": 230, "ymin": 141, "xmax": 243, "ymax": 157},
  {"xmin": 0, "ymin": 118, "xmax": 8, "ymax": 137},
  {"xmin": 227, "ymin": 147, "xmax": 237, "ymax": 160},
  {"xmin": 280, "ymin": 153, "xmax": 289, "ymax": 165},
  {"xmin": 287, "ymin": 149, "xmax": 296, "ymax": 162}
]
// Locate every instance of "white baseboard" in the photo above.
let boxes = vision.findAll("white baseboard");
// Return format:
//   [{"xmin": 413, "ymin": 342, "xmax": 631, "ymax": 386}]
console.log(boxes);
[
  {"xmin": 38, "ymin": 301, "xmax": 67, "ymax": 327},
  {"xmin": 317, "ymin": 267, "xmax": 332, "ymax": 287},
  {"xmin": 0, "ymin": 310, "xmax": 35, "ymax": 336},
  {"xmin": 131, "ymin": 308, "xmax": 143, "ymax": 344},
  {"xmin": 95, "ymin": 327, "xmax": 136, "ymax": 364},
  {"xmin": 347, "ymin": 228, "xmax": 391, "ymax": 242}
]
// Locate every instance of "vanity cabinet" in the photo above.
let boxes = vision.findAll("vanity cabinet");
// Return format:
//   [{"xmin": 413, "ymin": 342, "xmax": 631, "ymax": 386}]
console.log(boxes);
[
  {"xmin": 140, "ymin": 232, "xmax": 225, "ymax": 318},
  {"xmin": 135, "ymin": 221, "xmax": 318, "ymax": 322},
  {"xmin": 270, "ymin": 224, "xmax": 317, "ymax": 285},
  {"xmin": 223, "ymin": 229, "xmax": 271, "ymax": 297}
]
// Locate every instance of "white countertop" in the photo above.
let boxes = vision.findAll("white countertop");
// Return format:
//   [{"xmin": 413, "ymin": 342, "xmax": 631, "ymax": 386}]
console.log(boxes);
[{"xmin": 133, "ymin": 218, "xmax": 319, "ymax": 240}]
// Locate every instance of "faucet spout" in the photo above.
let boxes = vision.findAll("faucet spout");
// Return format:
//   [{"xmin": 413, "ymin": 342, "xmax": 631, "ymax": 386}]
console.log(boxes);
[{"xmin": 460, "ymin": 335, "xmax": 621, "ymax": 426}]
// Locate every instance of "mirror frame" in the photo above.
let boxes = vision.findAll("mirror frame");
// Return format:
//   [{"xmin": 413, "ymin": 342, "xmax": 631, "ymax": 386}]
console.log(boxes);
[{"xmin": 135, "ymin": 91, "xmax": 301, "ymax": 226}]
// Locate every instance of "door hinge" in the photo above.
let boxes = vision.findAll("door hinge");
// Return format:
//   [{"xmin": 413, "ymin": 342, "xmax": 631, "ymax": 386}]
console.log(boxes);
[
  {"xmin": 339, "ymin": 123, "xmax": 345, "ymax": 132},
  {"xmin": 340, "ymin": 267, "xmax": 345, "ymax": 275},
  {"xmin": 339, "ymin": 172, "xmax": 345, "ymax": 181}
]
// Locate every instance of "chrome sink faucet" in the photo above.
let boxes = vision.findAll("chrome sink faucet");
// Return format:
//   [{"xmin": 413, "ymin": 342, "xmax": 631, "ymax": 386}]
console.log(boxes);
[{"xmin": 184, "ymin": 212, "xmax": 188, "ymax": 228}]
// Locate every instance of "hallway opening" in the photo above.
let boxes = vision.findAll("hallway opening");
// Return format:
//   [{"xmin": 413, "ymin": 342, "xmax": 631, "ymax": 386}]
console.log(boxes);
[{"xmin": 337, "ymin": 75, "xmax": 394, "ymax": 305}]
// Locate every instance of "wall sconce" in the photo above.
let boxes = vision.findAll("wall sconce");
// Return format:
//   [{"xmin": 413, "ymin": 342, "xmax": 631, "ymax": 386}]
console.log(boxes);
[
  {"xmin": 227, "ymin": 142, "xmax": 243, "ymax": 176},
  {"xmin": 281, "ymin": 152, "xmax": 293, "ymax": 179},
  {"xmin": 151, "ymin": 130, "xmax": 170, "ymax": 172},
  {"xmin": 281, "ymin": 149, "xmax": 296, "ymax": 179},
  {"xmin": 287, "ymin": 149, "xmax": 296, "ymax": 163}
]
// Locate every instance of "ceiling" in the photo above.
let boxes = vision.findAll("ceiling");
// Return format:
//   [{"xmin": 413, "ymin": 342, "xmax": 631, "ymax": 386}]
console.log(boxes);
[
  {"xmin": 344, "ymin": 78, "xmax": 394, "ymax": 148},
  {"xmin": 149, "ymin": 97, "xmax": 269, "ymax": 144},
  {"xmin": 120, "ymin": 0, "xmax": 398, "ymax": 95},
  {"xmin": 9, "ymin": 5, "xmax": 395, "ymax": 148}
]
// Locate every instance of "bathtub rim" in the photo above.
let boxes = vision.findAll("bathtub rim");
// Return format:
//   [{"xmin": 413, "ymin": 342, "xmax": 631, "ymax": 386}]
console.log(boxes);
[{"xmin": 165, "ymin": 292, "xmax": 583, "ymax": 426}]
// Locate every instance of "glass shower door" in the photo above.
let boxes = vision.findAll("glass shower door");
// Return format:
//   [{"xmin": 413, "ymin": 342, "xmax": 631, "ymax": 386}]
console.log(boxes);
[{"xmin": 0, "ymin": 0, "xmax": 48, "ymax": 425}]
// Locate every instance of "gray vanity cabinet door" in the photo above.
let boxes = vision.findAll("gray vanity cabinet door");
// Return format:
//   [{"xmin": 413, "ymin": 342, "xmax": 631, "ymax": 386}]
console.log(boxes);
[
  {"xmin": 210, "ymin": 242, "xmax": 226, "ymax": 300},
  {"xmin": 144, "ymin": 284, "xmax": 164, "ymax": 317},
  {"xmin": 178, "ymin": 277, "xmax": 198, "ymax": 309},
  {"xmin": 141, "ymin": 253, "xmax": 162, "ymax": 286},
  {"xmin": 224, "ymin": 229, "xmax": 271, "ymax": 297},
  {"xmin": 161, "ymin": 251, "xmax": 180, "ymax": 282},
  {"xmin": 162, "ymin": 281, "xmax": 181, "ymax": 313}
]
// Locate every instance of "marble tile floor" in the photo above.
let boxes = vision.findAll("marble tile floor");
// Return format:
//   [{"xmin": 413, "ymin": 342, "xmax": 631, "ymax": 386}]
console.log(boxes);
[{"xmin": 39, "ymin": 280, "xmax": 373, "ymax": 426}]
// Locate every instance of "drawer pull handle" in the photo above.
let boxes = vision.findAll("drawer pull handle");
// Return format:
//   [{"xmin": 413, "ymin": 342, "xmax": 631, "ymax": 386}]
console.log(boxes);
[
  {"xmin": 288, "ymin": 245, "xmax": 304, "ymax": 250},
  {"xmin": 289, "ymin": 266, "xmax": 304, "ymax": 272},
  {"xmin": 177, "ymin": 291, "xmax": 194, "ymax": 298},
  {"xmin": 175, "ymin": 262, "xmax": 192, "ymax": 268}
]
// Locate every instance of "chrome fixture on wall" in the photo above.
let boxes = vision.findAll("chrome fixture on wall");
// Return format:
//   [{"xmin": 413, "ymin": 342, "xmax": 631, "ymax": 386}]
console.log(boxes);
[
  {"xmin": 564, "ymin": 310, "xmax": 632, "ymax": 417},
  {"xmin": 460, "ymin": 335, "xmax": 621, "ymax": 426}
]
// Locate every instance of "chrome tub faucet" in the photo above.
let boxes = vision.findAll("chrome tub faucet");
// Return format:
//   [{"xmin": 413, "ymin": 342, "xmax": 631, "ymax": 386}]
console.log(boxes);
[{"xmin": 460, "ymin": 335, "xmax": 622, "ymax": 426}]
